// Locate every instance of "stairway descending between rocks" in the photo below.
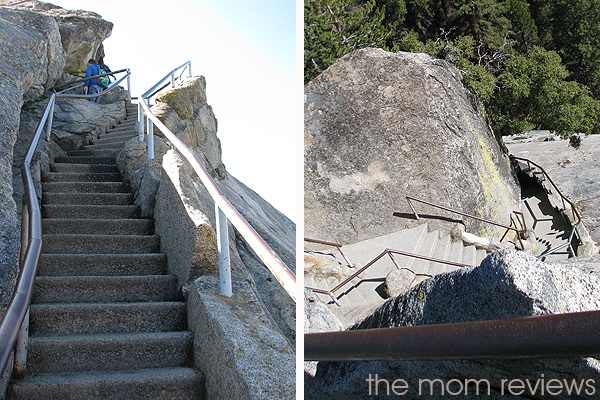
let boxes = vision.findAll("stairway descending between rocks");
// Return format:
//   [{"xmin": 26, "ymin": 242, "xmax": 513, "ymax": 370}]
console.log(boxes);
[
  {"xmin": 307, "ymin": 223, "xmax": 489, "ymax": 311},
  {"xmin": 8, "ymin": 103, "xmax": 204, "ymax": 399}
]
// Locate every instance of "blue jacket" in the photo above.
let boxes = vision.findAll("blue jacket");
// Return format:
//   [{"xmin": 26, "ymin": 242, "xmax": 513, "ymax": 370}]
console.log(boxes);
[{"xmin": 84, "ymin": 64, "xmax": 101, "ymax": 88}]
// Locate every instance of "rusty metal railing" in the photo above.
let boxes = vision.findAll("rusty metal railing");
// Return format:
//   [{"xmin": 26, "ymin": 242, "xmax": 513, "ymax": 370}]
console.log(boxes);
[
  {"xmin": 138, "ymin": 64, "xmax": 296, "ymax": 302},
  {"xmin": 0, "ymin": 69, "xmax": 132, "ymax": 379},
  {"xmin": 406, "ymin": 196, "xmax": 527, "ymax": 251},
  {"xmin": 305, "ymin": 309, "xmax": 600, "ymax": 361},
  {"xmin": 512, "ymin": 155, "xmax": 582, "ymax": 259},
  {"xmin": 305, "ymin": 238, "xmax": 473, "ymax": 306}
]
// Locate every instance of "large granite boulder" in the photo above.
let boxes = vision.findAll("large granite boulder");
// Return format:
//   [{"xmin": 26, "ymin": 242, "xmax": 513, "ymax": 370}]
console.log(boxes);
[
  {"xmin": 306, "ymin": 250, "xmax": 600, "ymax": 399},
  {"xmin": 153, "ymin": 76, "xmax": 226, "ymax": 179},
  {"xmin": 40, "ymin": 2, "xmax": 113, "ymax": 76},
  {"xmin": 0, "ymin": 4, "xmax": 65, "ymax": 310},
  {"xmin": 305, "ymin": 48, "xmax": 521, "ymax": 245}
]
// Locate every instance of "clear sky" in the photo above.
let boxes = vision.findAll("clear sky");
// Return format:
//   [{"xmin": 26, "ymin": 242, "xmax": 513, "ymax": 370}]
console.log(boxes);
[{"xmin": 51, "ymin": 0, "xmax": 298, "ymax": 222}]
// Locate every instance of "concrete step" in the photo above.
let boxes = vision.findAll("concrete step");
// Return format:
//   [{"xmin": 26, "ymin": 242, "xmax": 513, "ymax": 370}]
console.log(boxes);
[
  {"xmin": 41, "ymin": 234, "xmax": 159, "ymax": 254},
  {"xmin": 42, "ymin": 171, "xmax": 122, "ymax": 183},
  {"xmin": 91, "ymin": 136, "xmax": 132, "ymax": 146},
  {"xmin": 42, "ymin": 218, "xmax": 153, "ymax": 235},
  {"xmin": 30, "ymin": 302, "xmax": 186, "ymax": 335},
  {"xmin": 476, "ymin": 249, "xmax": 488, "ymax": 266},
  {"xmin": 82, "ymin": 141, "xmax": 129, "ymax": 151},
  {"xmin": 7, "ymin": 367, "xmax": 205, "ymax": 400},
  {"xmin": 26, "ymin": 331, "xmax": 193, "ymax": 374},
  {"xmin": 104, "ymin": 126, "xmax": 136, "ymax": 135},
  {"xmin": 447, "ymin": 240, "xmax": 464, "ymax": 265},
  {"xmin": 54, "ymin": 156, "xmax": 116, "ymax": 165},
  {"xmin": 49, "ymin": 163, "xmax": 119, "ymax": 173},
  {"xmin": 38, "ymin": 253, "xmax": 167, "ymax": 277},
  {"xmin": 32, "ymin": 275, "xmax": 178, "ymax": 303},
  {"xmin": 42, "ymin": 181, "xmax": 130, "ymax": 193},
  {"xmin": 67, "ymin": 149, "xmax": 122, "ymax": 157},
  {"xmin": 408, "ymin": 229, "xmax": 439, "ymax": 275},
  {"xmin": 429, "ymin": 234, "xmax": 454, "ymax": 276},
  {"xmin": 42, "ymin": 192, "xmax": 133, "ymax": 205},
  {"xmin": 462, "ymin": 245, "xmax": 477, "ymax": 266},
  {"xmin": 41, "ymin": 204, "xmax": 140, "ymax": 219}
]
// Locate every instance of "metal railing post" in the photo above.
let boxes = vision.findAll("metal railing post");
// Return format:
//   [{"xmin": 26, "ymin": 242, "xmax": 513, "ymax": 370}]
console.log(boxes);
[
  {"xmin": 216, "ymin": 205, "xmax": 232, "ymax": 297},
  {"xmin": 13, "ymin": 310, "xmax": 28, "ymax": 379},
  {"xmin": 45, "ymin": 101, "xmax": 54, "ymax": 142},
  {"xmin": 188, "ymin": 63, "xmax": 192, "ymax": 77},
  {"xmin": 138, "ymin": 102, "xmax": 144, "ymax": 141},
  {"xmin": 171, "ymin": 73, "xmax": 175, "ymax": 88},
  {"xmin": 147, "ymin": 115, "xmax": 154, "ymax": 160},
  {"xmin": 126, "ymin": 73, "xmax": 131, "ymax": 95}
]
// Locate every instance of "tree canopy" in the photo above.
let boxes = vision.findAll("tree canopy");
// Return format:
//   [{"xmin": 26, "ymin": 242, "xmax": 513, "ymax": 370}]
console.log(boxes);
[{"xmin": 304, "ymin": 0, "xmax": 600, "ymax": 147}]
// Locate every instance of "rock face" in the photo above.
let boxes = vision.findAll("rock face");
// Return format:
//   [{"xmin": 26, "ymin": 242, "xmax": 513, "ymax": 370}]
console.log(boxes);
[
  {"xmin": 306, "ymin": 250, "xmax": 600, "ymax": 399},
  {"xmin": 0, "ymin": 2, "xmax": 115, "ymax": 311},
  {"xmin": 305, "ymin": 48, "xmax": 521, "ymax": 245},
  {"xmin": 0, "ymin": 3, "xmax": 66, "ymax": 310},
  {"xmin": 153, "ymin": 76, "xmax": 226, "ymax": 179}
]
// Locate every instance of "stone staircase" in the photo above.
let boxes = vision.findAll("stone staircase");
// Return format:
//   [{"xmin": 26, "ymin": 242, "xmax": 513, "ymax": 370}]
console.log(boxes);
[
  {"xmin": 8, "ymin": 103, "xmax": 204, "ymax": 399},
  {"xmin": 306, "ymin": 223, "xmax": 488, "ymax": 309},
  {"xmin": 518, "ymin": 167, "xmax": 574, "ymax": 262}
]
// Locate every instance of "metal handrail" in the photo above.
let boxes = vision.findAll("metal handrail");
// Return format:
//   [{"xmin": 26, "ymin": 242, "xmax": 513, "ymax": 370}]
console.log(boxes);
[
  {"xmin": 512, "ymin": 155, "xmax": 582, "ymax": 258},
  {"xmin": 0, "ymin": 69, "xmax": 131, "ymax": 379},
  {"xmin": 304, "ymin": 237, "xmax": 353, "ymax": 268},
  {"xmin": 304, "ymin": 237, "xmax": 473, "ymax": 306},
  {"xmin": 305, "ymin": 309, "xmax": 600, "ymax": 361},
  {"xmin": 137, "ymin": 64, "xmax": 296, "ymax": 302},
  {"xmin": 330, "ymin": 248, "xmax": 472, "ymax": 295},
  {"xmin": 406, "ymin": 196, "xmax": 526, "ymax": 250}
]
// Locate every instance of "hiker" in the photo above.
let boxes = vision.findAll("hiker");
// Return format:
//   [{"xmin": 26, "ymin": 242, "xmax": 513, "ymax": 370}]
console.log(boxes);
[
  {"xmin": 83, "ymin": 58, "xmax": 103, "ymax": 103},
  {"xmin": 98, "ymin": 56, "xmax": 111, "ymax": 74}
]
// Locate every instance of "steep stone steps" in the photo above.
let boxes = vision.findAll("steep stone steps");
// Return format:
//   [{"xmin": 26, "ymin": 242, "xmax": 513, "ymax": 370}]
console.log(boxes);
[
  {"xmin": 8, "ymin": 367, "xmax": 204, "ymax": 400},
  {"xmin": 49, "ymin": 162, "xmax": 119, "ymax": 173},
  {"xmin": 42, "ymin": 192, "xmax": 133, "ymax": 205},
  {"xmin": 42, "ymin": 171, "xmax": 122, "ymax": 182},
  {"xmin": 38, "ymin": 253, "xmax": 167, "ymax": 277},
  {"xmin": 30, "ymin": 302, "xmax": 186, "ymax": 335},
  {"xmin": 42, "ymin": 204, "xmax": 140, "ymax": 219},
  {"xmin": 309, "ymin": 223, "xmax": 489, "ymax": 308},
  {"xmin": 26, "ymin": 331, "xmax": 193, "ymax": 374},
  {"xmin": 8, "ymin": 103, "xmax": 204, "ymax": 399},
  {"xmin": 42, "ymin": 218, "xmax": 154, "ymax": 235},
  {"xmin": 32, "ymin": 275, "xmax": 178, "ymax": 303}
]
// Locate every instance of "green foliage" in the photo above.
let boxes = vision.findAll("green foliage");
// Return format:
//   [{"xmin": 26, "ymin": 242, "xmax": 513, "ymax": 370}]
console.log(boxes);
[
  {"xmin": 531, "ymin": 0, "xmax": 600, "ymax": 98},
  {"xmin": 304, "ymin": 0, "xmax": 396, "ymax": 83},
  {"xmin": 488, "ymin": 47, "xmax": 599, "ymax": 143},
  {"xmin": 304, "ymin": 0, "xmax": 600, "ymax": 147}
]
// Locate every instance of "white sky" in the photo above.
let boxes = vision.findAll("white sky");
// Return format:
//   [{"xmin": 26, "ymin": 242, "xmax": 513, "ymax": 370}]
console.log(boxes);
[{"xmin": 51, "ymin": 0, "xmax": 298, "ymax": 222}]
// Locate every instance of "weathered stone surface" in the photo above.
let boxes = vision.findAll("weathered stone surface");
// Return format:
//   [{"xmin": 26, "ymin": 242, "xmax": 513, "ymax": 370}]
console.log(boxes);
[
  {"xmin": 154, "ymin": 149, "xmax": 219, "ymax": 286},
  {"xmin": 0, "ymin": 4, "xmax": 66, "ymax": 311},
  {"xmin": 0, "ymin": 6, "xmax": 64, "ymax": 91},
  {"xmin": 305, "ymin": 48, "xmax": 521, "ymax": 245},
  {"xmin": 187, "ymin": 273, "xmax": 295, "ymax": 400},
  {"xmin": 41, "ymin": 3, "xmax": 113, "ymax": 76},
  {"xmin": 304, "ymin": 288, "xmax": 344, "ymax": 378},
  {"xmin": 153, "ymin": 77, "xmax": 226, "ymax": 179},
  {"xmin": 306, "ymin": 250, "xmax": 600, "ymax": 399},
  {"xmin": 506, "ymin": 132, "xmax": 600, "ymax": 249}
]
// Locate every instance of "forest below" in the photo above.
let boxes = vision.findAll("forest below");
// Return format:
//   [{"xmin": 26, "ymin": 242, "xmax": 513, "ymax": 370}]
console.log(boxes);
[{"xmin": 304, "ymin": 0, "xmax": 600, "ymax": 147}]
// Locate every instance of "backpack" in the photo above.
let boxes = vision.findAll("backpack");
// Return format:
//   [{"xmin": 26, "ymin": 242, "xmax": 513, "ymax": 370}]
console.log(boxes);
[{"xmin": 95, "ymin": 64, "xmax": 109, "ymax": 88}]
